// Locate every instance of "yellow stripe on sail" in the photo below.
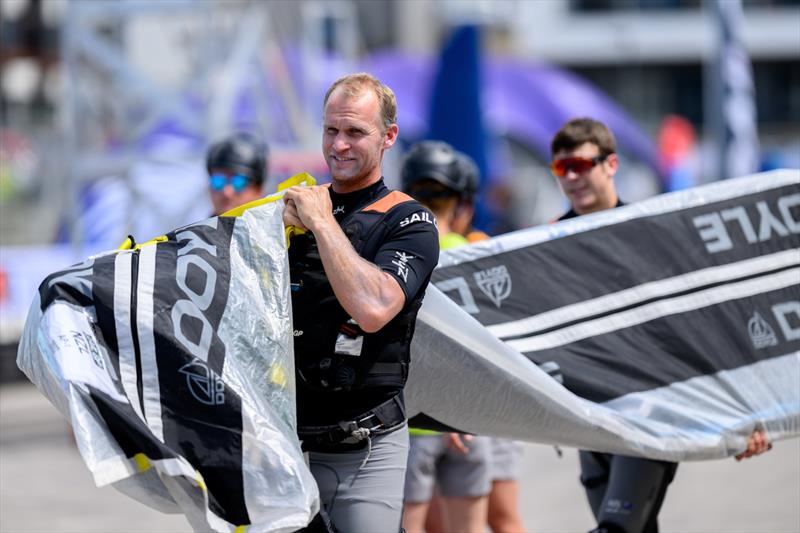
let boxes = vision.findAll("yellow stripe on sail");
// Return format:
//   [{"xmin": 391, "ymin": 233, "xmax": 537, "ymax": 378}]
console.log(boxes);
[
  {"xmin": 221, "ymin": 172, "xmax": 316, "ymax": 217},
  {"xmin": 117, "ymin": 173, "xmax": 317, "ymax": 251},
  {"xmin": 194, "ymin": 471, "xmax": 207, "ymax": 492}
]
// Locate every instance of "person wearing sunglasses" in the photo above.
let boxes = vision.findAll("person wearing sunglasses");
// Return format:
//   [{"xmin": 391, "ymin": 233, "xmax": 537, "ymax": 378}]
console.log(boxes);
[
  {"xmin": 206, "ymin": 132, "xmax": 268, "ymax": 215},
  {"xmin": 551, "ymin": 118, "xmax": 668, "ymax": 533},
  {"xmin": 550, "ymin": 118, "xmax": 771, "ymax": 533},
  {"xmin": 550, "ymin": 118, "xmax": 621, "ymax": 217}
]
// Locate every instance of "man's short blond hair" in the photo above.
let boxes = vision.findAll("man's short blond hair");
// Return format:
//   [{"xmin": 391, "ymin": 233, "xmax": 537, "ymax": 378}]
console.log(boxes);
[{"xmin": 323, "ymin": 72, "xmax": 397, "ymax": 131}]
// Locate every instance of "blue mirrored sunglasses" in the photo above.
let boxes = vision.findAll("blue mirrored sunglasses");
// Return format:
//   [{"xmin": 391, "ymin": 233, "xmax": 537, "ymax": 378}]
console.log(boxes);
[{"xmin": 209, "ymin": 173, "xmax": 251, "ymax": 192}]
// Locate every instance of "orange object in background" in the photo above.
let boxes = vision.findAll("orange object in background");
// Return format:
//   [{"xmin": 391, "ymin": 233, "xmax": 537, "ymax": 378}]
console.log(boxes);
[
  {"xmin": 657, "ymin": 115, "xmax": 698, "ymax": 192},
  {"xmin": 658, "ymin": 114, "xmax": 696, "ymax": 165},
  {"xmin": 0, "ymin": 268, "xmax": 8, "ymax": 304}
]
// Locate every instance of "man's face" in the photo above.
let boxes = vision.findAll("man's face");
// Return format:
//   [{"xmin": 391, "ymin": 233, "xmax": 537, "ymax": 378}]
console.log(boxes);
[
  {"xmin": 552, "ymin": 142, "xmax": 618, "ymax": 215},
  {"xmin": 322, "ymin": 88, "xmax": 398, "ymax": 193},
  {"xmin": 208, "ymin": 168, "xmax": 263, "ymax": 215}
]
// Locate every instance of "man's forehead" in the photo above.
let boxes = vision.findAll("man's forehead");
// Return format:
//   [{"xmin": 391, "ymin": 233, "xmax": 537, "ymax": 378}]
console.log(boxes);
[
  {"xmin": 329, "ymin": 84, "xmax": 374, "ymax": 103},
  {"xmin": 209, "ymin": 167, "xmax": 238, "ymax": 175},
  {"xmin": 555, "ymin": 142, "xmax": 600, "ymax": 159},
  {"xmin": 325, "ymin": 88, "xmax": 380, "ymax": 118}
]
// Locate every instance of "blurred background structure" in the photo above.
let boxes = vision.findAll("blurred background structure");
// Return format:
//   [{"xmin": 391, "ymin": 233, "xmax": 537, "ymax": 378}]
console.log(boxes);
[{"xmin": 0, "ymin": 0, "xmax": 798, "ymax": 364}]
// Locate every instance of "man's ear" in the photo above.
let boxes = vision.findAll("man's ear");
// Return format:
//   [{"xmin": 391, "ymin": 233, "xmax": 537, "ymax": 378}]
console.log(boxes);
[
  {"xmin": 383, "ymin": 124, "xmax": 399, "ymax": 149},
  {"xmin": 605, "ymin": 153, "xmax": 619, "ymax": 177}
]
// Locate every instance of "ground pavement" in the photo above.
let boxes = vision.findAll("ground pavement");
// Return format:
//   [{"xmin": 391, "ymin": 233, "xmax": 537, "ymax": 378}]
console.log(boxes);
[{"xmin": 2, "ymin": 382, "xmax": 798, "ymax": 532}]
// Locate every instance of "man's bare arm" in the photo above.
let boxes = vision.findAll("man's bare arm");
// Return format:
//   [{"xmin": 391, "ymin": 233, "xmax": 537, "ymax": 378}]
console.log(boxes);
[{"xmin": 284, "ymin": 186, "xmax": 405, "ymax": 332}]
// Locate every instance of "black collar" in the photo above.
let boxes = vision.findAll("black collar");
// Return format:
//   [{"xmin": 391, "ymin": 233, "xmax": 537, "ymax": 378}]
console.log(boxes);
[
  {"xmin": 558, "ymin": 199, "xmax": 625, "ymax": 221},
  {"xmin": 328, "ymin": 179, "xmax": 387, "ymax": 222}
]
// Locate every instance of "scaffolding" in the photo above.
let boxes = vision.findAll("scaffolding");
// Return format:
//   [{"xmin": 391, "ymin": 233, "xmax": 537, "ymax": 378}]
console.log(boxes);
[{"xmin": 59, "ymin": 0, "xmax": 360, "ymax": 247}]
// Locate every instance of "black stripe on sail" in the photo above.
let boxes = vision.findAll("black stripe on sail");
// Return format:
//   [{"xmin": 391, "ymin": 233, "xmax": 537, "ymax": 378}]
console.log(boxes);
[
  {"xmin": 526, "ymin": 285, "xmax": 800, "ymax": 403},
  {"xmin": 151, "ymin": 217, "xmax": 250, "ymax": 525},
  {"xmin": 86, "ymin": 385, "xmax": 176, "ymax": 462},
  {"xmin": 130, "ymin": 251, "xmax": 146, "ymax": 419},
  {"xmin": 92, "ymin": 254, "xmax": 121, "ymax": 378},
  {"xmin": 432, "ymin": 184, "xmax": 799, "ymax": 326},
  {"xmin": 38, "ymin": 258, "xmax": 96, "ymax": 310},
  {"xmin": 499, "ymin": 263, "xmax": 799, "ymax": 342}
]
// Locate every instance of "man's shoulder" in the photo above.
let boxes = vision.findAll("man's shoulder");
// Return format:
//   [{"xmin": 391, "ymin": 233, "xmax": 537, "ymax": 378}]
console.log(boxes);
[
  {"xmin": 360, "ymin": 189, "xmax": 418, "ymax": 215},
  {"xmin": 360, "ymin": 188, "xmax": 433, "ymax": 224},
  {"xmin": 388, "ymin": 199, "xmax": 438, "ymax": 235}
]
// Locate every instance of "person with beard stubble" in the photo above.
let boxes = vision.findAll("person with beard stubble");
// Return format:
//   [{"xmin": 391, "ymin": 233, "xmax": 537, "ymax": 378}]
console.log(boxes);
[{"xmin": 284, "ymin": 73, "xmax": 440, "ymax": 533}]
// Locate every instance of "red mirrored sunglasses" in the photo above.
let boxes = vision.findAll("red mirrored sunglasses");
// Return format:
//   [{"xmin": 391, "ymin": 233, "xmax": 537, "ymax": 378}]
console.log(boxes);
[{"xmin": 550, "ymin": 155, "xmax": 607, "ymax": 177}]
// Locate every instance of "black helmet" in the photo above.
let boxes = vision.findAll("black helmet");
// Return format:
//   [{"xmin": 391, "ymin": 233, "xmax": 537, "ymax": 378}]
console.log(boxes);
[
  {"xmin": 454, "ymin": 152, "xmax": 479, "ymax": 202},
  {"xmin": 206, "ymin": 132, "xmax": 268, "ymax": 185},
  {"xmin": 401, "ymin": 141, "xmax": 476, "ymax": 201}
]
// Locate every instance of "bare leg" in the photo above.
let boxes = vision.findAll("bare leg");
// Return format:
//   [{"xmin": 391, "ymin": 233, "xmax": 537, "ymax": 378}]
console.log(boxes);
[
  {"xmin": 488, "ymin": 480, "xmax": 525, "ymax": 533},
  {"xmin": 424, "ymin": 492, "xmax": 445, "ymax": 533},
  {"xmin": 402, "ymin": 502, "xmax": 430, "ymax": 533},
  {"xmin": 441, "ymin": 495, "xmax": 488, "ymax": 533}
]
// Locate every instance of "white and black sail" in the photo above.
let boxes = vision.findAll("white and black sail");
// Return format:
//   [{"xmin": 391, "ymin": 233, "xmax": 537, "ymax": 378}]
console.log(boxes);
[{"xmin": 406, "ymin": 170, "xmax": 799, "ymax": 460}]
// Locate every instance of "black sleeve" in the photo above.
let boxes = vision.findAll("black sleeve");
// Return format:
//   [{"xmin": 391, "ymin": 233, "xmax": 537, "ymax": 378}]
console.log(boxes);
[{"xmin": 372, "ymin": 204, "xmax": 440, "ymax": 304}]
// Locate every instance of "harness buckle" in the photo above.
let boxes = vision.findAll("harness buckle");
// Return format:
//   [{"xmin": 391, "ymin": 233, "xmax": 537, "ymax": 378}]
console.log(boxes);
[
  {"xmin": 335, "ymin": 412, "xmax": 386, "ymax": 444},
  {"xmin": 356, "ymin": 412, "xmax": 385, "ymax": 432}
]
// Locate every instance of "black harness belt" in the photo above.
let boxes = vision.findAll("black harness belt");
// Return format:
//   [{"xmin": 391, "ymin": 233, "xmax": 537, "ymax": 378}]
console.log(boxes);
[{"xmin": 299, "ymin": 394, "xmax": 406, "ymax": 452}]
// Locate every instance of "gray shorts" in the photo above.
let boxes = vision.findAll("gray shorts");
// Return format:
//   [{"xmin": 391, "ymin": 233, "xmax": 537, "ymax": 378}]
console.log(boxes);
[
  {"xmin": 489, "ymin": 438, "xmax": 524, "ymax": 481},
  {"xmin": 403, "ymin": 434, "xmax": 491, "ymax": 502},
  {"xmin": 308, "ymin": 423, "xmax": 409, "ymax": 533}
]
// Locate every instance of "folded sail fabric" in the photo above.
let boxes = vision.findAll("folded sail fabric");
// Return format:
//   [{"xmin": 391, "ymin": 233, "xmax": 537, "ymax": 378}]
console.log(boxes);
[
  {"xmin": 407, "ymin": 169, "xmax": 800, "ymax": 461},
  {"xmin": 17, "ymin": 188, "xmax": 318, "ymax": 532}
]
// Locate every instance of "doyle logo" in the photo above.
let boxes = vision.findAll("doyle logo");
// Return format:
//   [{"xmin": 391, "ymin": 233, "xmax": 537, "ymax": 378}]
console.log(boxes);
[
  {"xmin": 748, "ymin": 311, "xmax": 778, "ymax": 349},
  {"xmin": 749, "ymin": 311, "xmax": 778, "ymax": 349},
  {"xmin": 474, "ymin": 265, "xmax": 512, "ymax": 308},
  {"xmin": 179, "ymin": 359, "xmax": 225, "ymax": 406},
  {"xmin": 747, "ymin": 300, "xmax": 800, "ymax": 349},
  {"xmin": 399, "ymin": 211, "xmax": 436, "ymax": 228},
  {"xmin": 692, "ymin": 192, "xmax": 800, "ymax": 254}
]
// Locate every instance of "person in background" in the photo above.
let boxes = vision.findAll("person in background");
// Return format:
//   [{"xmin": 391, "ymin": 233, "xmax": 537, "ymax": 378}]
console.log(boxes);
[
  {"xmin": 443, "ymin": 149, "xmax": 526, "ymax": 533},
  {"xmin": 206, "ymin": 132, "xmax": 268, "ymax": 215},
  {"xmin": 284, "ymin": 73, "xmax": 440, "ymax": 533},
  {"xmin": 549, "ymin": 117, "xmax": 772, "ymax": 533},
  {"xmin": 401, "ymin": 141, "xmax": 524, "ymax": 533},
  {"xmin": 485, "ymin": 435, "xmax": 526, "ymax": 533},
  {"xmin": 401, "ymin": 141, "xmax": 491, "ymax": 533}
]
